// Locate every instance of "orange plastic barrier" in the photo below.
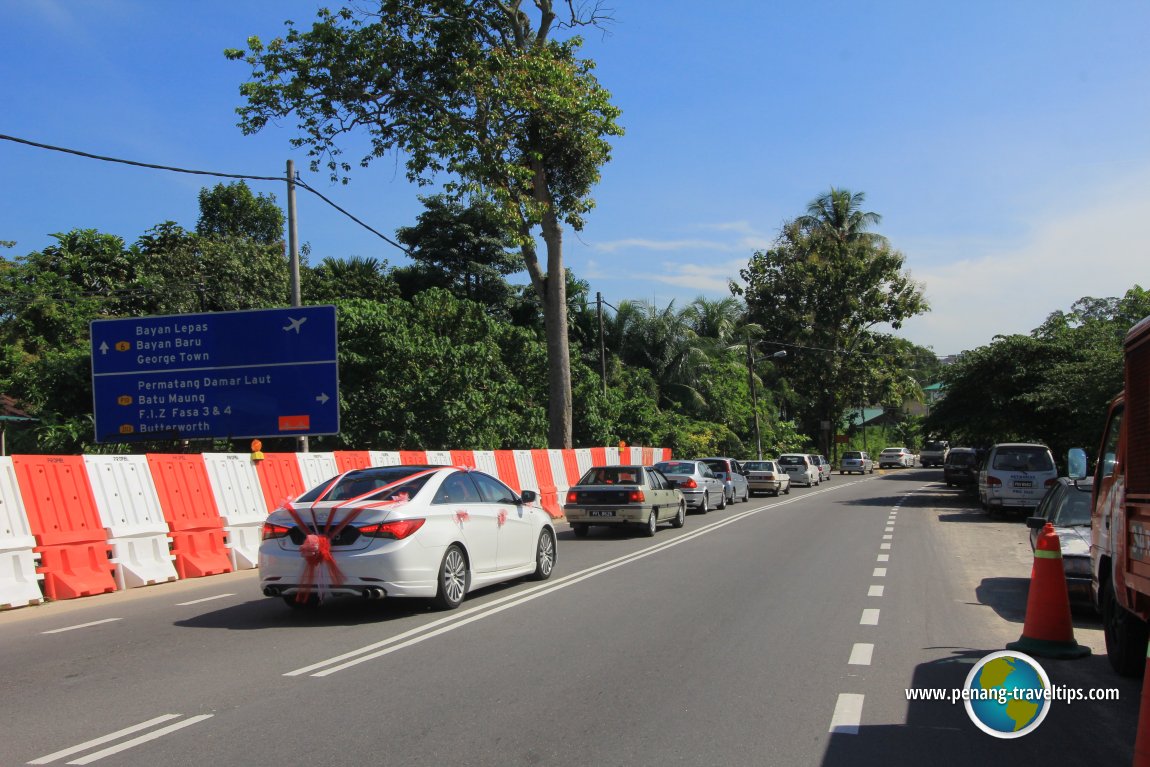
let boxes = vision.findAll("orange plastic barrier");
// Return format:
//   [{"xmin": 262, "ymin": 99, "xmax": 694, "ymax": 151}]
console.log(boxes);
[
  {"xmin": 36, "ymin": 543, "xmax": 117, "ymax": 600},
  {"xmin": 399, "ymin": 450, "xmax": 427, "ymax": 464},
  {"xmin": 450, "ymin": 450, "xmax": 476, "ymax": 469},
  {"xmin": 253, "ymin": 453, "xmax": 306, "ymax": 513},
  {"xmin": 590, "ymin": 447, "xmax": 607, "ymax": 466},
  {"xmin": 641, "ymin": 447, "xmax": 655, "ymax": 466},
  {"xmin": 561, "ymin": 451, "xmax": 582, "ymax": 486},
  {"xmin": 146, "ymin": 454, "xmax": 233, "ymax": 578},
  {"xmin": 334, "ymin": 451, "xmax": 373, "ymax": 472},
  {"xmin": 530, "ymin": 450, "xmax": 562, "ymax": 519},
  {"xmin": 493, "ymin": 450, "xmax": 521, "ymax": 493},
  {"xmin": 13, "ymin": 456, "xmax": 117, "ymax": 599},
  {"xmin": 169, "ymin": 529, "xmax": 232, "ymax": 579},
  {"xmin": 13, "ymin": 456, "xmax": 107, "ymax": 546}
]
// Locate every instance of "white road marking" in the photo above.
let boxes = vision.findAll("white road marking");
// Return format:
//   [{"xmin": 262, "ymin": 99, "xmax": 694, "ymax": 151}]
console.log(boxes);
[
  {"xmin": 873, "ymin": 567, "xmax": 887, "ymax": 577},
  {"xmin": 41, "ymin": 619, "xmax": 120, "ymax": 635},
  {"xmin": 882, "ymin": 534, "xmax": 893, "ymax": 540},
  {"xmin": 849, "ymin": 643, "xmax": 874, "ymax": 665},
  {"xmin": 868, "ymin": 585, "xmax": 885, "ymax": 597},
  {"xmin": 880, "ymin": 542, "xmax": 892, "ymax": 550},
  {"xmin": 885, "ymin": 526, "xmax": 894, "ymax": 532},
  {"xmin": 877, "ymin": 554, "xmax": 890, "ymax": 562},
  {"xmin": 287, "ymin": 487, "xmax": 856, "ymax": 678},
  {"xmin": 176, "ymin": 594, "xmax": 234, "ymax": 606},
  {"xmin": 829, "ymin": 693, "xmax": 865, "ymax": 734},
  {"xmin": 860, "ymin": 608, "xmax": 880, "ymax": 625},
  {"xmin": 66, "ymin": 715, "xmax": 213, "ymax": 765},
  {"xmin": 28, "ymin": 715, "xmax": 181, "ymax": 764}
]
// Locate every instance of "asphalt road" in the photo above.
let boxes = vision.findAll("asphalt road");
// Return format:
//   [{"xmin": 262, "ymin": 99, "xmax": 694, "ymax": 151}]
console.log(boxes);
[{"xmin": 1, "ymin": 468, "xmax": 1141, "ymax": 766}]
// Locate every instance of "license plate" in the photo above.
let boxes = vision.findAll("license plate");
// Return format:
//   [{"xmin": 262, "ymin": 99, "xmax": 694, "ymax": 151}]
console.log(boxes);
[
  {"xmin": 1014, "ymin": 480, "xmax": 1033, "ymax": 488},
  {"xmin": 589, "ymin": 510, "xmax": 616, "ymax": 517}
]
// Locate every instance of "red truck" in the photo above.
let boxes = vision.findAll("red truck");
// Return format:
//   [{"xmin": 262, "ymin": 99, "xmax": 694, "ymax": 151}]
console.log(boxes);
[{"xmin": 1073, "ymin": 314, "xmax": 1150, "ymax": 676}]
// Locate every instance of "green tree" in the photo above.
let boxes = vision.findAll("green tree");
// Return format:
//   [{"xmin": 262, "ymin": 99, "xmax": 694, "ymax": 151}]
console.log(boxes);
[
  {"xmin": 303, "ymin": 255, "xmax": 396, "ymax": 304},
  {"xmin": 227, "ymin": 1, "xmax": 623, "ymax": 449},
  {"xmin": 735, "ymin": 188, "xmax": 929, "ymax": 454},
  {"xmin": 196, "ymin": 181, "xmax": 284, "ymax": 244}
]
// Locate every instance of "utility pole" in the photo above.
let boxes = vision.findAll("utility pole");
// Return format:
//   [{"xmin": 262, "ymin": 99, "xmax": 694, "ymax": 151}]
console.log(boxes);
[
  {"xmin": 287, "ymin": 159, "xmax": 308, "ymax": 453},
  {"xmin": 747, "ymin": 337, "xmax": 762, "ymax": 461},
  {"xmin": 597, "ymin": 291, "xmax": 607, "ymax": 397}
]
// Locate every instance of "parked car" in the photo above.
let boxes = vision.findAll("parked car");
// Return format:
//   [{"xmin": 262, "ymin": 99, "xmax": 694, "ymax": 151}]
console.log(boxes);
[
  {"xmin": 943, "ymin": 447, "xmax": 980, "ymax": 487},
  {"xmin": 879, "ymin": 447, "xmax": 915, "ymax": 468},
  {"xmin": 920, "ymin": 440, "xmax": 951, "ymax": 468},
  {"xmin": 978, "ymin": 442, "xmax": 1058, "ymax": 515},
  {"xmin": 809, "ymin": 454, "xmax": 832, "ymax": 482},
  {"xmin": 1026, "ymin": 477, "xmax": 1094, "ymax": 610},
  {"xmin": 564, "ymin": 465, "xmax": 685, "ymax": 538},
  {"xmin": 742, "ymin": 459, "xmax": 791, "ymax": 496},
  {"xmin": 260, "ymin": 465, "xmax": 556, "ymax": 611},
  {"xmin": 839, "ymin": 451, "xmax": 874, "ymax": 475},
  {"xmin": 652, "ymin": 459, "xmax": 727, "ymax": 513},
  {"xmin": 777, "ymin": 453, "xmax": 820, "ymax": 487},
  {"xmin": 699, "ymin": 456, "xmax": 750, "ymax": 504}
]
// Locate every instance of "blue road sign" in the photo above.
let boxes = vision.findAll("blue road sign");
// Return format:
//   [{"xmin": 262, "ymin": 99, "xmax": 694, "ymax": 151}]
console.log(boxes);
[{"xmin": 90, "ymin": 306, "xmax": 339, "ymax": 443}]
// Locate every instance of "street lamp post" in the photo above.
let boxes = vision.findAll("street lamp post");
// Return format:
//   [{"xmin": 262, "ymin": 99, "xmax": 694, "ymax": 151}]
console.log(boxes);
[{"xmin": 746, "ymin": 340, "xmax": 787, "ymax": 460}]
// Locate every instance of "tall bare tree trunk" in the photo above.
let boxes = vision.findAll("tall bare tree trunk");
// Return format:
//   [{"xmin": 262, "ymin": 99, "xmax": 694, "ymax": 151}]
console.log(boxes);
[{"xmin": 541, "ymin": 213, "xmax": 572, "ymax": 449}]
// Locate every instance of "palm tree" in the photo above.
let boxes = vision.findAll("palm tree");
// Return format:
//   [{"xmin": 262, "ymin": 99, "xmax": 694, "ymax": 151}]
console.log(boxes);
[{"xmin": 795, "ymin": 188, "xmax": 885, "ymax": 247}]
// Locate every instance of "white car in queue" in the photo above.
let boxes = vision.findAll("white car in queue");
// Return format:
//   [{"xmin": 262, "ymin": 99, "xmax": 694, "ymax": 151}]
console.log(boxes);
[{"xmin": 259, "ymin": 465, "xmax": 556, "ymax": 610}]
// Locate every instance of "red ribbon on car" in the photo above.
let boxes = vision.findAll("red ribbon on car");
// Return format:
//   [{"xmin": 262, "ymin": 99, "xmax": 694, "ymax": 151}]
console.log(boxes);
[{"xmin": 283, "ymin": 468, "xmax": 438, "ymax": 603}]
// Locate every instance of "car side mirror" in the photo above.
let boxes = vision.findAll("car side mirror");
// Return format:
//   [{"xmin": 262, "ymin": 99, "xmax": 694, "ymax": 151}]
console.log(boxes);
[
  {"xmin": 1025, "ymin": 516, "xmax": 1046, "ymax": 530},
  {"xmin": 1067, "ymin": 448, "xmax": 1087, "ymax": 480},
  {"xmin": 520, "ymin": 490, "xmax": 538, "ymax": 504}
]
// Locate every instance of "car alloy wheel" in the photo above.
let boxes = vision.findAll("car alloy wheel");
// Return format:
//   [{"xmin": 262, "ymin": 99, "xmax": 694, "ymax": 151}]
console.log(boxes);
[
  {"xmin": 700, "ymin": 492, "xmax": 709, "ymax": 514},
  {"xmin": 433, "ymin": 544, "xmax": 468, "ymax": 610},
  {"xmin": 671, "ymin": 502, "xmax": 686, "ymax": 529},
  {"xmin": 644, "ymin": 509, "xmax": 658, "ymax": 537},
  {"xmin": 532, "ymin": 529, "xmax": 556, "ymax": 581}
]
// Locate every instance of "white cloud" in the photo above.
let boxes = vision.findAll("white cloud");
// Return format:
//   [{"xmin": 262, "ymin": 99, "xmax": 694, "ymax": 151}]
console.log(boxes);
[{"xmin": 896, "ymin": 171, "xmax": 1150, "ymax": 355}]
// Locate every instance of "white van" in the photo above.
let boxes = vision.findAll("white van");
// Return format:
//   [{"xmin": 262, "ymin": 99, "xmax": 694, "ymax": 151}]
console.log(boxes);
[{"xmin": 978, "ymin": 442, "xmax": 1057, "ymax": 514}]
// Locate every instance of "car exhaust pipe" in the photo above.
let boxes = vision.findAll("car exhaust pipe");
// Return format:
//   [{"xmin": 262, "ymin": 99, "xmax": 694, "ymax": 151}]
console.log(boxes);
[
  {"xmin": 364, "ymin": 586, "xmax": 386, "ymax": 600},
  {"xmin": 263, "ymin": 586, "xmax": 281, "ymax": 597}
]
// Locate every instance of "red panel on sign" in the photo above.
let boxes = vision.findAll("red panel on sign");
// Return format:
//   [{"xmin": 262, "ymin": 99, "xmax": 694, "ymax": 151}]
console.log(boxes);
[
  {"xmin": 493, "ymin": 451, "xmax": 520, "ymax": 493},
  {"xmin": 146, "ymin": 454, "xmax": 223, "ymax": 532},
  {"xmin": 278, "ymin": 415, "xmax": 311, "ymax": 431},
  {"xmin": 253, "ymin": 453, "xmax": 306, "ymax": 513},
  {"xmin": 334, "ymin": 451, "xmax": 372, "ymax": 472},
  {"xmin": 13, "ymin": 455, "xmax": 106, "ymax": 546}
]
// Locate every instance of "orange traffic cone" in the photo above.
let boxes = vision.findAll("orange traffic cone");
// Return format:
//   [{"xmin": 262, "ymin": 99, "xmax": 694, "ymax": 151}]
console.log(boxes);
[
  {"xmin": 1134, "ymin": 643, "xmax": 1150, "ymax": 767},
  {"xmin": 1006, "ymin": 522, "xmax": 1091, "ymax": 659}
]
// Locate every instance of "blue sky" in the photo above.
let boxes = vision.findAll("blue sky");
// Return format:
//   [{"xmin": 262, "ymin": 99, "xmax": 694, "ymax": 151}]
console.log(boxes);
[{"xmin": 2, "ymin": 1, "xmax": 1148, "ymax": 355}]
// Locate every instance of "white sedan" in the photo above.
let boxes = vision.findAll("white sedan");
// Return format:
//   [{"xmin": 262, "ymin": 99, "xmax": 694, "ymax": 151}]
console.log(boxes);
[{"xmin": 259, "ymin": 465, "xmax": 556, "ymax": 610}]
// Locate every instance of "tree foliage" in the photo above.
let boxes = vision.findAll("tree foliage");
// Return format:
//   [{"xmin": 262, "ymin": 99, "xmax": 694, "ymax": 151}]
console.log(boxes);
[
  {"xmin": 735, "ymin": 188, "xmax": 929, "ymax": 454},
  {"xmin": 226, "ymin": 0, "xmax": 623, "ymax": 447}
]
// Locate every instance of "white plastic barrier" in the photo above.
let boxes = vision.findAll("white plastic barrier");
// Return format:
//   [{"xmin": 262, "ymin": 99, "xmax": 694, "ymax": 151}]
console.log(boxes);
[
  {"xmin": 83, "ymin": 455, "xmax": 177, "ymax": 590},
  {"xmin": 203, "ymin": 453, "xmax": 268, "ymax": 570},
  {"xmin": 0, "ymin": 456, "xmax": 43, "ymax": 608},
  {"xmin": 368, "ymin": 451, "xmax": 401, "ymax": 466},
  {"xmin": 425, "ymin": 450, "xmax": 453, "ymax": 465},
  {"xmin": 471, "ymin": 451, "xmax": 500, "ymax": 477},
  {"xmin": 512, "ymin": 450, "xmax": 541, "ymax": 496},
  {"xmin": 574, "ymin": 448, "xmax": 594, "ymax": 477},
  {"xmin": 297, "ymin": 452, "xmax": 339, "ymax": 492},
  {"xmin": 546, "ymin": 449, "xmax": 572, "ymax": 497},
  {"xmin": 603, "ymin": 446, "xmax": 621, "ymax": 466}
]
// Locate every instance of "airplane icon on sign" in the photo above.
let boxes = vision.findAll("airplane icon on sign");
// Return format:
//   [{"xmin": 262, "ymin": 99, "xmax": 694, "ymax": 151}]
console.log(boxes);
[{"xmin": 283, "ymin": 317, "xmax": 307, "ymax": 334}]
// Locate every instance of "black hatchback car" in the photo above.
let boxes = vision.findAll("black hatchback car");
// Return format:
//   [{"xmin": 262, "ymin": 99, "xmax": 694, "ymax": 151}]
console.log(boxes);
[{"xmin": 943, "ymin": 447, "xmax": 980, "ymax": 487}]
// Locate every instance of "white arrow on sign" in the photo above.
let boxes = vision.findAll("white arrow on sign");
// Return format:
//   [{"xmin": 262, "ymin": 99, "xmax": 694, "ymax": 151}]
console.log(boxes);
[
  {"xmin": 316, "ymin": 393, "xmax": 329, "ymax": 405},
  {"xmin": 99, "ymin": 341, "xmax": 109, "ymax": 354}
]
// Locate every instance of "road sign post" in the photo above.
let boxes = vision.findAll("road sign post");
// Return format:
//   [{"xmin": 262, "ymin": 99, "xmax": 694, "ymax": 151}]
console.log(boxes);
[{"xmin": 90, "ymin": 306, "xmax": 339, "ymax": 443}]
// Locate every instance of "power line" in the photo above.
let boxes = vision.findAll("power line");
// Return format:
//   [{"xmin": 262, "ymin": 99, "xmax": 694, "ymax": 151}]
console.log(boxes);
[{"xmin": 0, "ymin": 132, "xmax": 411, "ymax": 256}]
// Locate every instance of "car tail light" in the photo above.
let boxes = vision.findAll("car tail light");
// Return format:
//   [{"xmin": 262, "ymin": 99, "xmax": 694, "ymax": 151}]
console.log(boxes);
[
  {"xmin": 628, "ymin": 490, "xmax": 645, "ymax": 503},
  {"xmin": 987, "ymin": 476, "xmax": 1002, "ymax": 487},
  {"xmin": 262, "ymin": 522, "xmax": 292, "ymax": 540},
  {"xmin": 358, "ymin": 518, "xmax": 426, "ymax": 540},
  {"xmin": 679, "ymin": 478, "xmax": 698, "ymax": 489},
  {"xmin": 566, "ymin": 490, "xmax": 578, "ymax": 504},
  {"xmin": 1044, "ymin": 478, "xmax": 1057, "ymax": 488}
]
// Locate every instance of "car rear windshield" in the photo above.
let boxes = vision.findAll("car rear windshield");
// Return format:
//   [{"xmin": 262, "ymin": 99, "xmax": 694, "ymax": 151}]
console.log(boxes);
[
  {"xmin": 297, "ymin": 467, "xmax": 435, "ymax": 503},
  {"xmin": 701, "ymin": 459, "xmax": 729, "ymax": 473},
  {"xmin": 843, "ymin": 452, "xmax": 862, "ymax": 459},
  {"xmin": 743, "ymin": 461, "xmax": 772, "ymax": 472},
  {"xmin": 579, "ymin": 467, "xmax": 644, "ymax": 485},
  {"xmin": 924, "ymin": 442, "xmax": 946, "ymax": 451},
  {"xmin": 946, "ymin": 452, "xmax": 978, "ymax": 466},
  {"xmin": 777, "ymin": 455, "xmax": 804, "ymax": 466},
  {"xmin": 992, "ymin": 447, "xmax": 1054, "ymax": 472}
]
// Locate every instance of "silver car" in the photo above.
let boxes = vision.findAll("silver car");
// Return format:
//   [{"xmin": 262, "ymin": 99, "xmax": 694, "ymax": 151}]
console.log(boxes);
[
  {"xmin": 699, "ymin": 457, "xmax": 750, "ymax": 504},
  {"xmin": 653, "ymin": 460, "xmax": 727, "ymax": 513},
  {"xmin": 840, "ymin": 451, "xmax": 874, "ymax": 475}
]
